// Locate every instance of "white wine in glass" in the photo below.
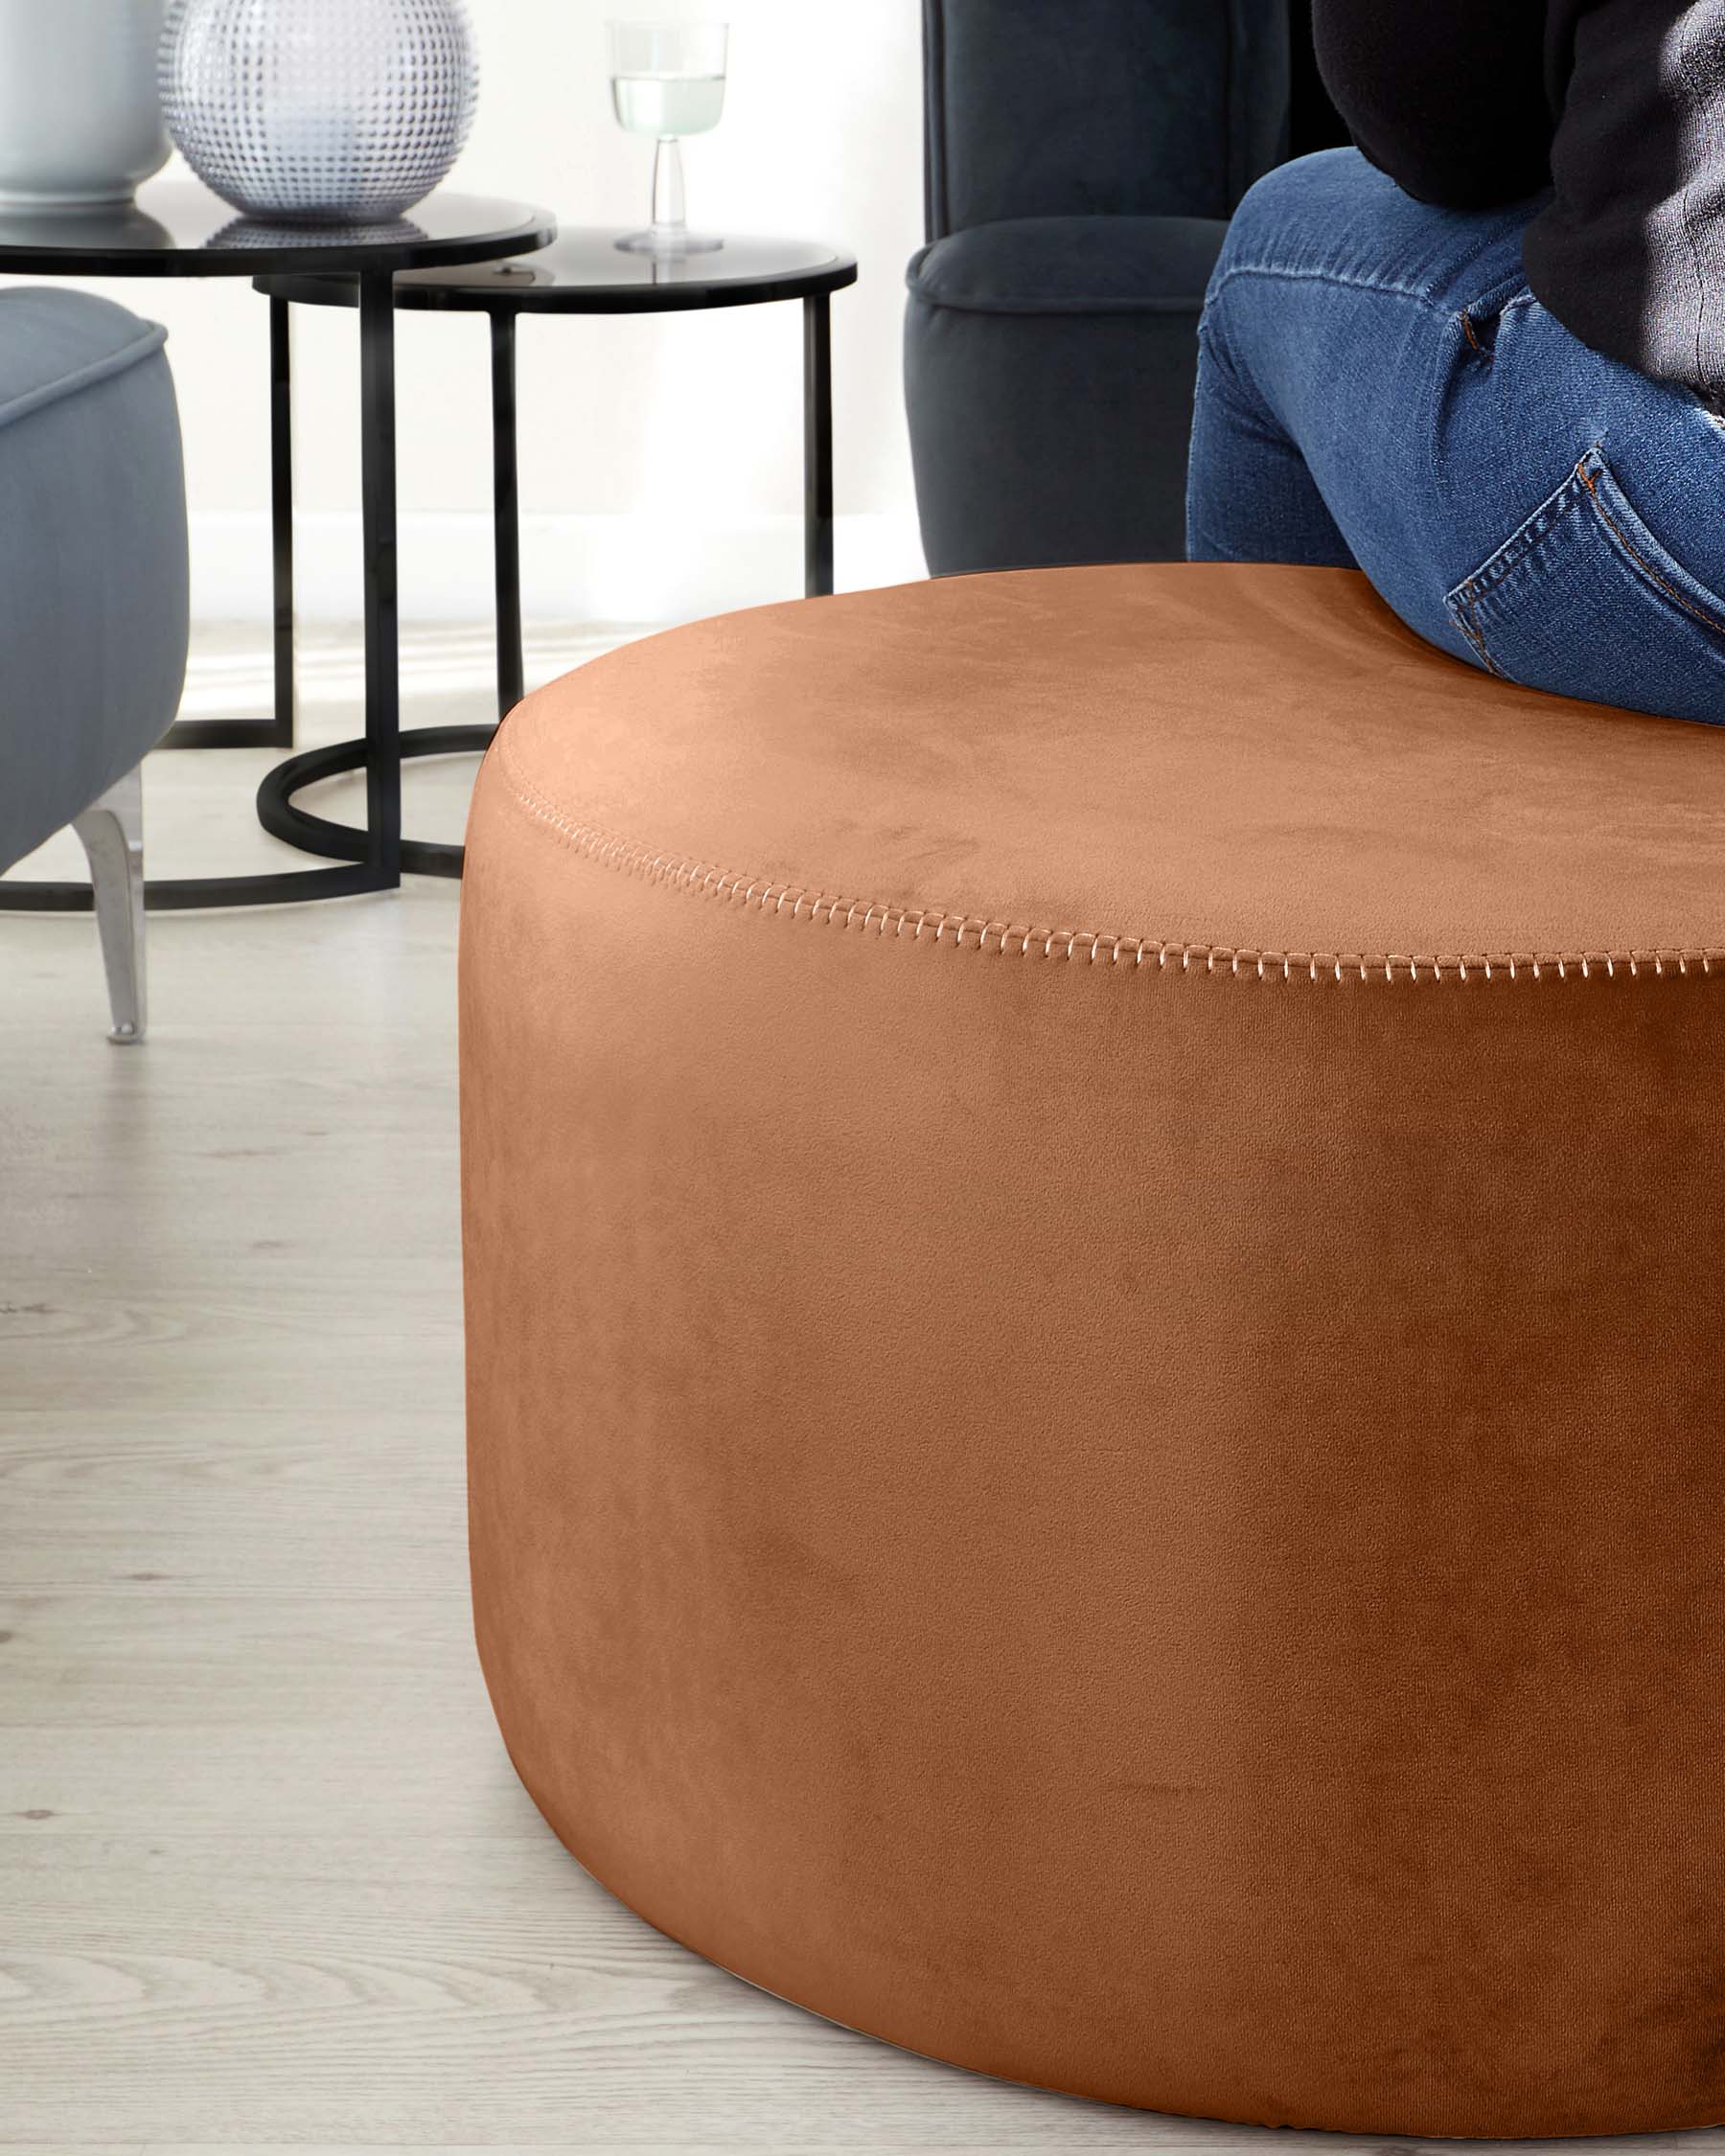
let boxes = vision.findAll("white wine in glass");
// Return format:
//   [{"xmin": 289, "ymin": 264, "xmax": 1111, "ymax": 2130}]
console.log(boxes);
[{"xmin": 608, "ymin": 20, "xmax": 728, "ymax": 257}]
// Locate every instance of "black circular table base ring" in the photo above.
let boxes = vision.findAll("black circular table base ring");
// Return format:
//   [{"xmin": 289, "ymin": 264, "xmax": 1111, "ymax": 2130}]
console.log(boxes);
[
  {"xmin": 0, "ymin": 861, "xmax": 393, "ymax": 914},
  {"xmin": 256, "ymin": 723, "xmax": 496, "ymax": 880}
]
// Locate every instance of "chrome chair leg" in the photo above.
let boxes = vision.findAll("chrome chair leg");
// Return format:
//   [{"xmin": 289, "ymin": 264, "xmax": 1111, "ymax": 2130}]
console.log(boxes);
[{"xmin": 71, "ymin": 765, "xmax": 147, "ymax": 1044}]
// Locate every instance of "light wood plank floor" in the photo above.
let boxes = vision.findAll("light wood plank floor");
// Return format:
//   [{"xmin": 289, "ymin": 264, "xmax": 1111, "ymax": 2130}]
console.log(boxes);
[{"xmin": 2, "ymin": 628, "xmax": 1714, "ymax": 2152}]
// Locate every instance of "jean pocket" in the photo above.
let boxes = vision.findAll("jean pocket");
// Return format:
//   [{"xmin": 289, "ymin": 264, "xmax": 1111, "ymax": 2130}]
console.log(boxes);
[{"xmin": 1445, "ymin": 447, "xmax": 1725, "ymax": 724}]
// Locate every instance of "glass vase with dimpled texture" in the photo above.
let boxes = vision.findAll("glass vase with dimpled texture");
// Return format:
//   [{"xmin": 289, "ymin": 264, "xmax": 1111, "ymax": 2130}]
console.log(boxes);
[{"xmin": 160, "ymin": 0, "xmax": 478, "ymax": 225}]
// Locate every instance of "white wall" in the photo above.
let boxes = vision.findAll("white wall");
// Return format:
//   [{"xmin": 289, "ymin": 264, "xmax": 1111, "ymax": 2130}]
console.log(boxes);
[{"xmin": 54, "ymin": 0, "xmax": 929, "ymax": 621}]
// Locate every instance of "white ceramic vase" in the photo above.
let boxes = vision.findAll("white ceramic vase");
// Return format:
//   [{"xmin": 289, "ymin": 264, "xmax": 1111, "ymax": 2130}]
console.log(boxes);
[{"xmin": 0, "ymin": 0, "xmax": 171, "ymax": 208}]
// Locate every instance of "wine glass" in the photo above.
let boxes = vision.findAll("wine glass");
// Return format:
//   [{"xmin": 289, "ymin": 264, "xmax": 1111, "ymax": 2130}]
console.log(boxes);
[{"xmin": 607, "ymin": 20, "xmax": 728, "ymax": 257}]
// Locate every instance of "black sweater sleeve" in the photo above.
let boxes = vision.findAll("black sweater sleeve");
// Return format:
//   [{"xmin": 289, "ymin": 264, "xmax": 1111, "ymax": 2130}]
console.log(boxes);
[{"xmin": 1310, "ymin": 0, "xmax": 1555, "ymax": 210}]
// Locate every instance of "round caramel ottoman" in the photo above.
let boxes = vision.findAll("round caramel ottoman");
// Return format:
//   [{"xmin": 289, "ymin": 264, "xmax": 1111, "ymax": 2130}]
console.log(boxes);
[{"xmin": 459, "ymin": 563, "xmax": 1725, "ymax": 2139}]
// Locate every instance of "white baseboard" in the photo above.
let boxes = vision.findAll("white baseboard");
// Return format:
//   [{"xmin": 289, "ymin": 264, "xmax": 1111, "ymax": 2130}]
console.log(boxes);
[{"xmin": 190, "ymin": 509, "xmax": 928, "ymax": 624}]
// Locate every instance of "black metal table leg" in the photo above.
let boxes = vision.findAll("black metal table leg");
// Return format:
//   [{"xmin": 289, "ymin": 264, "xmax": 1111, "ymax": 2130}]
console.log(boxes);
[
  {"xmin": 254, "ymin": 275, "xmax": 489, "ymax": 883},
  {"xmin": 804, "ymin": 291, "xmax": 834, "ymax": 598},
  {"xmin": 269, "ymin": 295, "xmax": 297, "ymax": 748},
  {"xmin": 153, "ymin": 297, "xmax": 300, "ymax": 755},
  {"xmin": 359, "ymin": 271, "xmax": 402, "ymax": 883},
  {"xmin": 257, "ymin": 271, "xmax": 416, "ymax": 885},
  {"xmin": 492, "ymin": 311, "xmax": 525, "ymax": 721}
]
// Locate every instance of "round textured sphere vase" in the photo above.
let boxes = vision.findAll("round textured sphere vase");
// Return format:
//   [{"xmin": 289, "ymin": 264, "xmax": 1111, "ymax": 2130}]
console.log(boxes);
[
  {"xmin": 460, "ymin": 563, "xmax": 1725, "ymax": 2140},
  {"xmin": 160, "ymin": 0, "xmax": 477, "ymax": 223}
]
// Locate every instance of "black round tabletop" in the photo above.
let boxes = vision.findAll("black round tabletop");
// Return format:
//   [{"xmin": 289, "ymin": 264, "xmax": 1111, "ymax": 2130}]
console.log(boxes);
[
  {"xmin": 0, "ymin": 179, "xmax": 555, "ymax": 277},
  {"xmin": 255, "ymin": 230, "xmax": 858, "ymax": 315}
]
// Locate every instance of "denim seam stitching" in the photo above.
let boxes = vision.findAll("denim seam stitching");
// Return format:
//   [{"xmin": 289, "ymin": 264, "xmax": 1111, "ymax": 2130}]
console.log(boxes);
[
  {"xmin": 1454, "ymin": 448, "xmax": 1725, "ymax": 661},
  {"xmin": 487, "ymin": 733, "xmax": 1724, "ymax": 987},
  {"xmin": 1193, "ymin": 316, "xmax": 1279, "ymax": 446},
  {"xmin": 1452, "ymin": 464, "xmax": 1591, "ymax": 608},
  {"xmin": 1468, "ymin": 275, "xmax": 1534, "ymax": 324},
  {"xmin": 1447, "ymin": 457, "xmax": 1596, "ymax": 682},
  {"xmin": 1448, "ymin": 590, "xmax": 1503, "ymax": 677},
  {"xmin": 1205, "ymin": 264, "xmax": 1452, "ymax": 314},
  {"xmin": 1576, "ymin": 461, "xmax": 1725, "ymax": 643},
  {"xmin": 1439, "ymin": 218, "xmax": 1538, "ymax": 307}
]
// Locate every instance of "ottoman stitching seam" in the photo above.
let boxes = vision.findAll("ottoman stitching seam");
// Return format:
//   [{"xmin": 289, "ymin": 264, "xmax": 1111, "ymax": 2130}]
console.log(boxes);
[{"xmin": 489, "ymin": 741, "xmax": 1724, "ymax": 987}]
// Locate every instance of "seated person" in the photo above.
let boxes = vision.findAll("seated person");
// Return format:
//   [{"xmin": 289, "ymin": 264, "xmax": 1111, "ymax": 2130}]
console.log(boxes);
[{"xmin": 1187, "ymin": 0, "xmax": 1725, "ymax": 725}]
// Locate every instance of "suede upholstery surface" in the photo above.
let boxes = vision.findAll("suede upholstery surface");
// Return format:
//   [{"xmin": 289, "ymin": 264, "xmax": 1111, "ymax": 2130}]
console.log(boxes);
[{"xmin": 462, "ymin": 563, "xmax": 1725, "ymax": 2139}]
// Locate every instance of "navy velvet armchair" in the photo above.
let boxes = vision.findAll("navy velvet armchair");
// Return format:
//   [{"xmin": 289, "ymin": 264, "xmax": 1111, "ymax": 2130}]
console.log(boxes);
[{"xmin": 905, "ymin": 0, "xmax": 1311, "ymax": 574}]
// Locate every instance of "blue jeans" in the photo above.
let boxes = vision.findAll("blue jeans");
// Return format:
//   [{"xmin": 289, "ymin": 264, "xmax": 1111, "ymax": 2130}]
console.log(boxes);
[{"xmin": 1187, "ymin": 149, "xmax": 1725, "ymax": 726}]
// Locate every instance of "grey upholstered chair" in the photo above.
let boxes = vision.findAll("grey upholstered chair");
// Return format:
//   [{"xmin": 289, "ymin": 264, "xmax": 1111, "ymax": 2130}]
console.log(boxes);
[
  {"xmin": 904, "ymin": 1, "xmax": 1345, "ymax": 574},
  {"xmin": 0, "ymin": 287, "xmax": 190, "ymax": 1041}
]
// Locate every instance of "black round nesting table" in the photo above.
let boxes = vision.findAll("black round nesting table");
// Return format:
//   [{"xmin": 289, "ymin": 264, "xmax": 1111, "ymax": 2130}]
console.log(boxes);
[
  {"xmin": 254, "ymin": 231, "xmax": 858, "ymax": 881},
  {"xmin": 0, "ymin": 178, "xmax": 555, "ymax": 912}
]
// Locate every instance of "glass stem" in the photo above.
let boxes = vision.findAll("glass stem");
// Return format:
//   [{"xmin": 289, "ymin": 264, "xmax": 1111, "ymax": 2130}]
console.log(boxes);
[{"xmin": 651, "ymin": 137, "xmax": 686, "ymax": 236}]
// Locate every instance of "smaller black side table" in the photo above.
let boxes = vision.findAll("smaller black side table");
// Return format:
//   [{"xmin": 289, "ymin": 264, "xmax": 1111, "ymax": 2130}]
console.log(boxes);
[{"xmin": 255, "ymin": 232, "xmax": 859, "ymax": 880}]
